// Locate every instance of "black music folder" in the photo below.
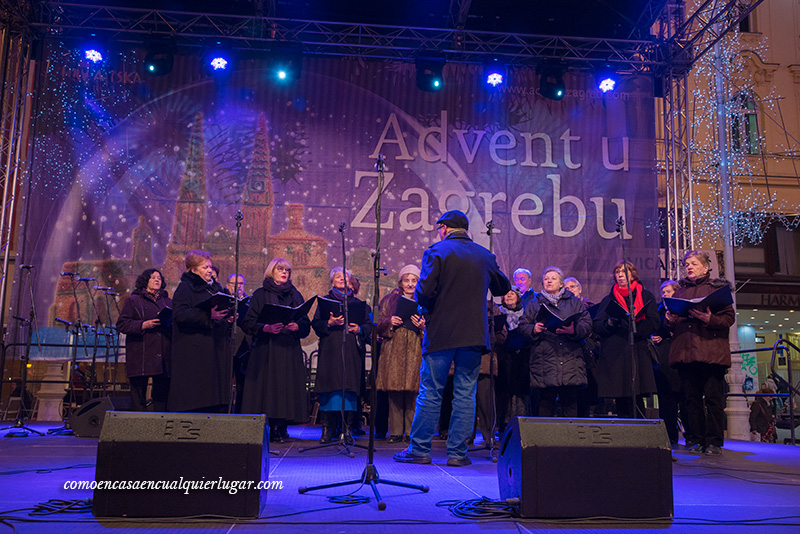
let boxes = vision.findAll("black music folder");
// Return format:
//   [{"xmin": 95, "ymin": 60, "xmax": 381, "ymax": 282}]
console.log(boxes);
[
  {"xmin": 156, "ymin": 306, "xmax": 172, "ymax": 328},
  {"xmin": 197, "ymin": 292, "xmax": 235, "ymax": 312},
  {"xmin": 256, "ymin": 296, "xmax": 317, "ymax": 325},
  {"xmin": 395, "ymin": 296, "xmax": 421, "ymax": 333},
  {"xmin": 535, "ymin": 303, "xmax": 583, "ymax": 333},
  {"xmin": 317, "ymin": 296, "xmax": 367, "ymax": 325}
]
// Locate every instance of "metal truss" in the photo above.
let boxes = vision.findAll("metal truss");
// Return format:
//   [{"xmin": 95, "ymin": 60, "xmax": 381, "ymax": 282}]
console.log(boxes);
[
  {"xmin": 662, "ymin": 68, "xmax": 695, "ymax": 279},
  {"xmin": 658, "ymin": 0, "xmax": 764, "ymax": 278},
  {"xmin": 26, "ymin": 1, "xmax": 663, "ymax": 70},
  {"xmin": 0, "ymin": 26, "xmax": 35, "ymax": 344}
]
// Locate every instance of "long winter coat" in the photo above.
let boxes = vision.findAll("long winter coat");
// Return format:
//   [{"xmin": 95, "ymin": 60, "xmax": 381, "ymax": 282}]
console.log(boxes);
[
  {"xmin": 652, "ymin": 303, "xmax": 681, "ymax": 392},
  {"xmin": 240, "ymin": 278, "xmax": 310, "ymax": 422},
  {"xmin": 415, "ymin": 231, "xmax": 510, "ymax": 354},
  {"xmin": 375, "ymin": 289, "xmax": 423, "ymax": 392},
  {"xmin": 667, "ymin": 275, "xmax": 735, "ymax": 368},
  {"xmin": 519, "ymin": 291, "xmax": 592, "ymax": 388},
  {"xmin": 592, "ymin": 286, "xmax": 660, "ymax": 397},
  {"xmin": 168, "ymin": 271, "xmax": 232, "ymax": 412},
  {"xmin": 116, "ymin": 288, "xmax": 172, "ymax": 379},
  {"xmin": 312, "ymin": 290, "xmax": 372, "ymax": 395}
]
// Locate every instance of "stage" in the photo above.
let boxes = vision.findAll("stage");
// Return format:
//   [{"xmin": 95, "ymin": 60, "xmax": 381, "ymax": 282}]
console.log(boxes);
[{"xmin": 0, "ymin": 421, "xmax": 798, "ymax": 533}]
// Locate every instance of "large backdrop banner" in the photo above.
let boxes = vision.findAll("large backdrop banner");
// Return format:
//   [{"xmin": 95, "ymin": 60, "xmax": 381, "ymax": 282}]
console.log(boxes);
[{"xmin": 14, "ymin": 43, "xmax": 658, "ymax": 346}]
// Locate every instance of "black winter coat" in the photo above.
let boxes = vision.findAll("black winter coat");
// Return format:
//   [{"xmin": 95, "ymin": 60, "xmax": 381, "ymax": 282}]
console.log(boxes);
[
  {"xmin": 415, "ymin": 231, "xmax": 510, "ymax": 354},
  {"xmin": 240, "ymin": 279, "xmax": 310, "ymax": 422},
  {"xmin": 312, "ymin": 290, "xmax": 372, "ymax": 395},
  {"xmin": 116, "ymin": 289, "xmax": 172, "ymax": 378},
  {"xmin": 592, "ymin": 286, "xmax": 660, "ymax": 397},
  {"xmin": 519, "ymin": 291, "xmax": 592, "ymax": 388},
  {"xmin": 168, "ymin": 271, "xmax": 232, "ymax": 412}
]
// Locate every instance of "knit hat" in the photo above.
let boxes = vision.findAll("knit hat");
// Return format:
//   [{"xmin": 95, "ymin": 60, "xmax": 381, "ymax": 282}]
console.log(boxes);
[
  {"xmin": 398, "ymin": 264, "xmax": 421, "ymax": 281},
  {"xmin": 436, "ymin": 210, "xmax": 469, "ymax": 230}
]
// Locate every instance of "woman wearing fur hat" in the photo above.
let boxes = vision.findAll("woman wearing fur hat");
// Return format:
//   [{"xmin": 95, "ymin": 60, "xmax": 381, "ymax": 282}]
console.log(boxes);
[{"xmin": 376, "ymin": 264, "xmax": 426, "ymax": 442}]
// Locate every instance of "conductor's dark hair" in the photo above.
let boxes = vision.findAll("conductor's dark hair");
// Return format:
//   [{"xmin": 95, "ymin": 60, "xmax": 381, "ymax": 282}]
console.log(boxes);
[{"xmin": 135, "ymin": 268, "xmax": 166, "ymax": 291}]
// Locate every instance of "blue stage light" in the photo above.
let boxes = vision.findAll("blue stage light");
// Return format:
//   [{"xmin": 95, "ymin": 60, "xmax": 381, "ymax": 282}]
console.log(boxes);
[
  {"xmin": 416, "ymin": 55, "xmax": 445, "ymax": 92},
  {"xmin": 85, "ymin": 49, "xmax": 103, "ymax": 63},
  {"xmin": 210, "ymin": 56, "xmax": 228, "ymax": 71},
  {"xmin": 599, "ymin": 76, "xmax": 616, "ymax": 93},
  {"xmin": 486, "ymin": 72, "xmax": 504, "ymax": 87}
]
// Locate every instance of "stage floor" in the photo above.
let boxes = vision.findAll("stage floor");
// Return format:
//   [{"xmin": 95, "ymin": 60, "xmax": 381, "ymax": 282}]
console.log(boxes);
[{"xmin": 0, "ymin": 420, "xmax": 799, "ymax": 533}]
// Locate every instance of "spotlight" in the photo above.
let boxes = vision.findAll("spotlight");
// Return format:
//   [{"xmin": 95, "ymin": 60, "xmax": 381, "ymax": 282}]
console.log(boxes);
[
  {"xmin": 210, "ymin": 56, "xmax": 228, "ymax": 71},
  {"xmin": 538, "ymin": 63, "xmax": 565, "ymax": 101},
  {"xmin": 144, "ymin": 40, "xmax": 175, "ymax": 77},
  {"xmin": 268, "ymin": 43, "xmax": 303, "ymax": 84},
  {"xmin": 82, "ymin": 34, "xmax": 106, "ymax": 64},
  {"xmin": 484, "ymin": 57, "xmax": 506, "ymax": 88},
  {"xmin": 595, "ymin": 64, "xmax": 618, "ymax": 93},
  {"xmin": 205, "ymin": 42, "xmax": 234, "ymax": 74},
  {"xmin": 85, "ymin": 49, "xmax": 103, "ymax": 63},
  {"xmin": 416, "ymin": 54, "xmax": 445, "ymax": 92}
]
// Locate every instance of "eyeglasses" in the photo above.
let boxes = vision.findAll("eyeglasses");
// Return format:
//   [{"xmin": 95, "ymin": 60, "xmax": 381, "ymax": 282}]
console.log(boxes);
[{"xmin": 275, "ymin": 265, "xmax": 292, "ymax": 273}]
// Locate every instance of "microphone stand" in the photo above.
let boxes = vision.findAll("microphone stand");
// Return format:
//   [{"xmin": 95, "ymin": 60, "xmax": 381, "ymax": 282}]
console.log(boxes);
[
  {"xmin": 299, "ymin": 154, "xmax": 429, "ymax": 509},
  {"xmin": 1, "ymin": 265, "xmax": 44, "ymax": 436},
  {"xmin": 471, "ymin": 220, "xmax": 500, "ymax": 461},
  {"xmin": 299, "ymin": 222, "xmax": 363, "ymax": 457},
  {"xmin": 80, "ymin": 278, "xmax": 107, "ymax": 398},
  {"xmin": 616, "ymin": 217, "xmax": 641, "ymax": 419},
  {"xmin": 47, "ymin": 272, "xmax": 91, "ymax": 435},
  {"xmin": 229, "ymin": 210, "xmax": 243, "ymax": 414},
  {"xmin": 98, "ymin": 288, "xmax": 121, "ymax": 393}
]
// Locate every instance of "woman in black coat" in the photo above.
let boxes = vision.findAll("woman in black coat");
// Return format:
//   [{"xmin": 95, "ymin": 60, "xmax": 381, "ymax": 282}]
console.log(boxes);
[
  {"xmin": 116, "ymin": 268, "xmax": 172, "ymax": 411},
  {"xmin": 167, "ymin": 250, "xmax": 232, "ymax": 413},
  {"xmin": 241, "ymin": 258, "xmax": 311, "ymax": 442},
  {"xmin": 312, "ymin": 267, "xmax": 372, "ymax": 443},
  {"xmin": 519, "ymin": 266, "xmax": 592, "ymax": 417},
  {"xmin": 651, "ymin": 279, "xmax": 683, "ymax": 444},
  {"xmin": 592, "ymin": 261, "xmax": 660, "ymax": 418}
]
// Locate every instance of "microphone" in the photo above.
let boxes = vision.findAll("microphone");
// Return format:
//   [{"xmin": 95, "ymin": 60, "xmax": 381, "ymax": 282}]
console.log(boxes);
[
  {"xmin": 339, "ymin": 222, "xmax": 346, "ymax": 233},
  {"xmin": 374, "ymin": 153, "xmax": 387, "ymax": 171},
  {"xmin": 93, "ymin": 286, "xmax": 113, "ymax": 291},
  {"xmin": 61, "ymin": 271, "xmax": 79, "ymax": 277},
  {"xmin": 106, "ymin": 291, "xmax": 120, "ymax": 296},
  {"xmin": 54, "ymin": 317, "xmax": 72, "ymax": 326},
  {"xmin": 77, "ymin": 276, "xmax": 96, "ymax": 282},
  {"xmin": 12, "ymin": 314, "xmax": 27, "ymax": 322},
  {"xmin": 19, "ymin": 265, "xmax": 34, "ymax": 270}
]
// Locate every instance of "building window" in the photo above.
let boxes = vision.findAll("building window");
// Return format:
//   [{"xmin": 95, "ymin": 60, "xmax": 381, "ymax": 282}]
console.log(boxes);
[{"xmin": 731, "ymin": 92, "xmax": 760, "ymax": 155}]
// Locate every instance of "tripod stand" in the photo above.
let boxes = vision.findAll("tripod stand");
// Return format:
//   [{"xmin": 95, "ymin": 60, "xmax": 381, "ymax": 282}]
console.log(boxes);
[
  {"xmin": 47, "ymin": 271, "xmax": 94, "ymax": 435},
  {"xmin": 2, "ymin": 265, "xmax": 44, "ymax": 437},
  {"xmin": 299, "ymin": 222, "xmax": 365, "ymax": 458},
  {"xmin": 299, "ymin": 154, "xmax": 428, "ymax": 509}
]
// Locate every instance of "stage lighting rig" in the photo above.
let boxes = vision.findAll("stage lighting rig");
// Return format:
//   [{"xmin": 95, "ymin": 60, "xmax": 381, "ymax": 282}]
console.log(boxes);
[
  {"xmin": 538, "ymin": 63, "xmax": 565, "ymax": 101},
  {"xmin": 595, "ymin": 64, "xmax": 618, "ymax": 93},
  {"xmin": 144, "ymin": 39, "xmax": 175, "ymax": 77},
  {"xmin": 268, "ymin": 43, "xmax": 303, "ymax": 84},
  {"xmin": 415, "ymin": 54, "xmax": 445, "ymax": 92},
  {"xmin": 484, "ymin": 57, "xmax": 506, "ymax": 88}
]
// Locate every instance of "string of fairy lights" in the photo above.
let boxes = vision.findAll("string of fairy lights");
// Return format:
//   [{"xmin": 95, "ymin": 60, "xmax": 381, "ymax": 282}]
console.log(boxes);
[{"xmin": 686, "ymin": 23, "xmax": 800, "ymax": 247}]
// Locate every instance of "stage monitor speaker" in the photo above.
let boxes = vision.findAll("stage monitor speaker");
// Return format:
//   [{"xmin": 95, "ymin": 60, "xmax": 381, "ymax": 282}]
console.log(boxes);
[
  {"xmin": 497, "ymin": 417, "xmax": 673, "ymax": 519},
  {"xmin": 70, "ymin": 396, "xmax": 131, "ymax": 438},
  {"xmin": 92, "ymin": 412, "xmax": 269, "ymax": 518}
]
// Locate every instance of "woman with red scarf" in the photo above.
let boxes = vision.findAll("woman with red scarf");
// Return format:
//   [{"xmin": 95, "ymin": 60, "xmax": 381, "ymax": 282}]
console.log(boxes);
[{"xmin": 592, "ymin": 261, "xmax": 660, "ymax": 418}]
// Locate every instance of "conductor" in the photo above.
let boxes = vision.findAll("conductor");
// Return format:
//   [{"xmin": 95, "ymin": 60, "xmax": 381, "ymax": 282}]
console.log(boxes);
[{"xmin": 393, "ymin": 210, "xmax": 510, "ymax": 467}]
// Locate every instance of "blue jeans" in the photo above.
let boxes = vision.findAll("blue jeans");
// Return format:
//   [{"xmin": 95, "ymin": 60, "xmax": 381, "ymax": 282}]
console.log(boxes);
[{"xmin": 408, "ymin": 346, "xmax": 482, "ymax": 459}]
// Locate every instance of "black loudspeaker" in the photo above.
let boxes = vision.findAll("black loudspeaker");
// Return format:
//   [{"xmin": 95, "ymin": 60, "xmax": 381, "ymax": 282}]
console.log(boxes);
[
  {"xmin": 92, "ymin": 412, "xmax": 269, "ymax": 518},
  {"xmin": 497, "ymin": 417, "xmax": 673, "ymax": 518},
  {"xmin": 70, "ymin": 396, "xmax": 131, "ymax": 438}
]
